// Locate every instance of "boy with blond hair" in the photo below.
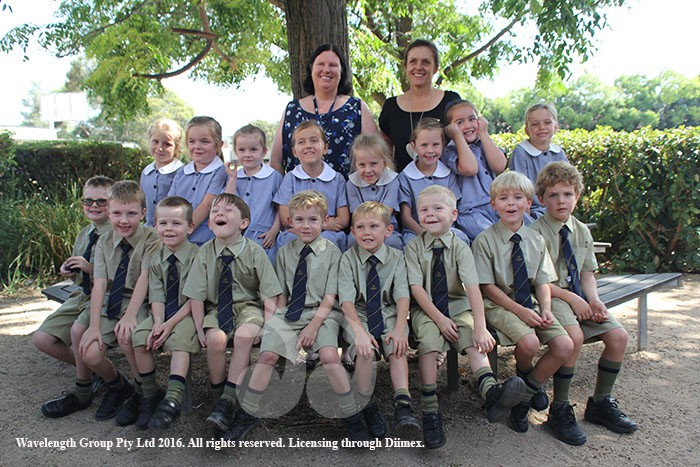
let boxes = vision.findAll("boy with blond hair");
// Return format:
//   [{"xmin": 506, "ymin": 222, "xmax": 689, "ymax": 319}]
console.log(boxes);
[
  {"xmin": 405, "ymin": 185, "xmax": 526, "ymax": 449},
  {"xmin": 531, "ymin": 162, "xmax": 637, "ymax": 444},
  {"xmin": 473, "ymin": 171, "xmax": 573, "ymax": 434}
]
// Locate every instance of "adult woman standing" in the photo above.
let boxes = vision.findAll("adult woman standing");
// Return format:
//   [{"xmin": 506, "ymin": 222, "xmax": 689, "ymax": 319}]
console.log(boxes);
[
  {"xmin": 270, "ymin": 44, "xmax": 378, "ymax": 177},
  {"xmin": 379, "ymin": 39, "xmax": 461, "ymax": 173}
]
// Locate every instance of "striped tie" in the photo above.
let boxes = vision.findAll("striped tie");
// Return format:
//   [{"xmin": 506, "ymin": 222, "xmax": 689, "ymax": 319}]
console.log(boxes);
[
  {"xmin": 285, "ymin": 245, "xmax": 313, "ymax": 321},
  {"xmin": 431, "ymin": 246, "xmax": 449, "ymax": 317},
  {"xmin": 164, "ymin": 254, "xmax": 179, "ymax": 321},
  {"xmin": 366, "ymin": 255, "xmax": 384, "ymax": 340},
  {"xmin": 217, "ymin": 255, "xmax": 235, "ymax": 333},
  {"xmin": 560, "ymin": 225, "xmax": 584, "ymax": 298},
  {"xmin": 106, "ymin": 240, "xmax": 133, "ymax": 319},
  {"xmin": 80, "ymin": 229, "xmax": 99, "ymax": 296},
  {"xmin": 510, "ymin": 233, "xmax": 533, "ymax": 308}
]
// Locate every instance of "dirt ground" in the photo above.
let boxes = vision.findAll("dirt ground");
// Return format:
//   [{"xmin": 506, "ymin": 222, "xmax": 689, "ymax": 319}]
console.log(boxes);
[{"xmin": 1, "ymin": 275, "xmax": 698, "ymax": 467}]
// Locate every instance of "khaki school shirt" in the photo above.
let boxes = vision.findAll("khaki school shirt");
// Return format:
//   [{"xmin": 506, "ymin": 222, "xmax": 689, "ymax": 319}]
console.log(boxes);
[
  {"xmin": 93, "ymin": 225, "xmax": 161, "ymax": 316},
  {"xmin": 404, "ymin": 230, "xmax": 479, "ymax": 315},
  {"xmin": 71, "ymin": 221, "xmax": 113, "ymax": 289},
  {"xmin": 338, "ymin": 243, "xmax": 409, "ymax": 322},
  {"xmin": 275, "ymin": 236, "xmax": 341, "ymax": 311},
  {"xmin": 183, "ymin": 235, "xmax": 282, "ymax": 314},
  {"xmin": 149, "ymin": 242, "xmax": 199, "ymax": 305},
  {"xmin": 472, "ymin": 220, "xmax": 557, "ymax": 298},
  {"xmin": 530, "ymin": 213, "xmax": 598, "ymax": 289}
]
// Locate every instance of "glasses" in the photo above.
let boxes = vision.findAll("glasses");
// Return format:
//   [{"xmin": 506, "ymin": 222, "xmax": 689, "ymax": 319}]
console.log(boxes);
[{"xmin": 82, "ymin": 198, "xmax": 109, "ymax": 207}]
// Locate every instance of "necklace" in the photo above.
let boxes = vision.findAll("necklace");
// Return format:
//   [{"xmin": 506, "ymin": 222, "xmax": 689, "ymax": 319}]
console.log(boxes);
[
  {"xmin": 406, "ymin": 90, "xmax": 429, "ymax": 160},
  {"xmin": 313, "ymin": 94, "xmax": 338, "ymax": 128}
]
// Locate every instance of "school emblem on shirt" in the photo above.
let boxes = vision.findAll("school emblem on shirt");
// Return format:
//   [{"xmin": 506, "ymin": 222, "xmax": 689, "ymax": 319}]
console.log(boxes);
[
  {"xmin": 369, "ymin": 284, "xmax": 378, "ymax": 291},
  {"xmin": 515, "ymin": 255, "xmax": 523, "ymax": 262},
  {"xmin": 222, "ymin": 277, "xmax": 230, "ymax": 284},
  {"xmin": 435, "ymin": 271, "xmax": 443, "ymax": 278}
]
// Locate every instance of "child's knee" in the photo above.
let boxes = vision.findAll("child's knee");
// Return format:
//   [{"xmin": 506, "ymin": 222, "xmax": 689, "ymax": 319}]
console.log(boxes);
[
  {"xmin": 318, "ymin": 347, "xmax": 341, "ymax": 365},
  {"xmin": 32, "ymin": 331, "xmax": 54, "ymax": 351},
  {"xmin": 257, "ymin": 351, "xmax": 279, "ymax": 366},
  {"xmin": 603, "ymin": 327, "xmax": 628, "ymax": 353},
  {"xmin": 69, "ymin": 323, "xmax": 87, "ymax": 344},
  {"xmin": 566, "ymin": 325, "xmax": 584, "ymax": 350},
  {"xmin": 516, "ymin": 334, "xmax": 540, "ymax": 357},
  {"xmin": 549, "ymin": 335, "xmax": 574, "ymax": 360},
  {"xmin": 206, "ymin": 329, "xmax": 227, "ymax": 352},
  {"xmin": 82, "ymin": 344, "xmax": 103, "ymax": 368}
]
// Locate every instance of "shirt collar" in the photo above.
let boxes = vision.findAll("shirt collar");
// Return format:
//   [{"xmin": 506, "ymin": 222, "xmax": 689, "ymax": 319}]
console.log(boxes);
[
  {"xmin": 542, "ymin": 212, "xmax": 574, "ymax": 233},
  {"xmin": 94, "ymin": 221, "xmax": 112, "ymax": 236},
  {"xmin": 420, "ymin": 230, "xmax": 455, "ymax": 251},
  {"xmin": 162, "ymin": 241, "xmax": 197, "ymax": 263},
  {"xmin": 402, "ymin": 160, "xmax": 451, "ymax": 180},
  {"xmin": 520, "ymin": 140, "xmax": 562, "ymax": 156},
  {"xmin": 291, "ymin": 161, "xmax": 336, "ymax": 181},
  {"xmin": 144, "ymin": 159, "xmax": 184, "ymax": 175},
  {"xmin": 358, "ymin": 243, "xmax": 389, "ymax": 264},
  {"xmin": 348, "ymin": 168, "xmax": 398, "ymax": 188},
  {"xmin": 237, "ymin": 163, "xmax": 276, "ymax": 179},
  {"xmin": 111, "ymin": 224, "xmax": 145, "ymax": 251},
  {"xmin": 291, "ymin": 235, "xmax": 325, "ymax": 256},
  {"xmin": 183, "ymin": 156, "xmax": 224, "ymax": 175},
  {"xmin": 494, "ymin": 219, "xmax": 527, "ymax": 243},
  {"xmin": 213, "ymin": 235, "xmax": 247, "ymax": 257}
]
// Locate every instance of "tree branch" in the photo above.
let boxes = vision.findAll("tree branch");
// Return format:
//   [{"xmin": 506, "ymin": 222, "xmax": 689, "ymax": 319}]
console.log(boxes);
[
  {"xmin": 134, "ymin": 38, "xmax": 213, "ymax": 80},
  {"xmin": 267, "ymin": 0, "xmax": 285, "ymax": 12},
  {"xmin": 364, "ymin": 5, "xmax": 389, "ymax": 44},
  {"xmin": 83, "ymin": 0, "xmax": 149, "ymax": 42},
  {"xmin": 196, "ymin": 1, "xmax": 238, "ymax": 71}
]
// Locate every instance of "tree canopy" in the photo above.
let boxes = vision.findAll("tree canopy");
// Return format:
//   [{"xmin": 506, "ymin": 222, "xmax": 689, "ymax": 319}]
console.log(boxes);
[{"xmin": 2, "ymin": 0, "xmax": 626, "ymax": 120}]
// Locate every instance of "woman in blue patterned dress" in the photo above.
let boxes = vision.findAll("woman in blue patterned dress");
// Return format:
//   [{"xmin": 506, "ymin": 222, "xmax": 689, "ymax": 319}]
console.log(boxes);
[{"xmin": 269, "ymin": 44, "xmax": 378, "ymax": 178}]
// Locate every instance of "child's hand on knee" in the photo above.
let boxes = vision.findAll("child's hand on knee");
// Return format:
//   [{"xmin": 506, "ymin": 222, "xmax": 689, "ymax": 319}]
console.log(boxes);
[{"xmin": 437, "ymin": 316, "xmax": 459, "ymax": 343}]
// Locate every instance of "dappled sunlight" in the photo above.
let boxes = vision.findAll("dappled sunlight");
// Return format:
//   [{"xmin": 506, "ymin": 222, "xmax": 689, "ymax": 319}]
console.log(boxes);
[{"xmin": 0, "ymin": 298, "xmax": 58, "ymax": 336}]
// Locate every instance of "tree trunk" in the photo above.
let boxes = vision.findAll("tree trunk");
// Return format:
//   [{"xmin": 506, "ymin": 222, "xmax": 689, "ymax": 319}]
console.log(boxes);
[{"xmin": 285, "ymin": 0, "xmax": 349, "ymax": 99}]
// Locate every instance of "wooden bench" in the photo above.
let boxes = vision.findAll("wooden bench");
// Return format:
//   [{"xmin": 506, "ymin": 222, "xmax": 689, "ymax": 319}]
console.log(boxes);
[{"xmin": 446, "ymin": 272, "xmax": 682, "ymax": 390}]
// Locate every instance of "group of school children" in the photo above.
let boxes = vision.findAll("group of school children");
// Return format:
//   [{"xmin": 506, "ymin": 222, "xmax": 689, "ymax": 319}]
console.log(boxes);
[{"xmin": 33, "ymin": 101, "xmax": 638, "ymax": 451}]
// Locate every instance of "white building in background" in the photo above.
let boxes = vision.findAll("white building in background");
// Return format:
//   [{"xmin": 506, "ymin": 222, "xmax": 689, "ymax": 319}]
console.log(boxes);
[
  {"xmin": 0, "ymin": 125, "xmax": 58, "ymax": 141},
  {"xmin": 40, "ymin": 92, "xmax": 95, "ymax": 129}
]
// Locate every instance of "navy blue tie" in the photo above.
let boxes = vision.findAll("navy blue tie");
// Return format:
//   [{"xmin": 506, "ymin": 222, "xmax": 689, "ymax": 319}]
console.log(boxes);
[
  {"xmin": 164, "ymin": 254, "xmax": 179, "ymax": 321},
  {"xmin": 285, "ymin": 245, "xmax": 313, "ymax": 321},
  {"xmin": 81, "ymin": 229, "xmax": 99, "ymax": 296},
  {"xmin": 510, "ymin": 233, "xmax": 533, "ymax": 309},
  {"xmin": 366, "ymin": 255, "xmax": 384, "ymax": 341},
  {"xmin": 218, "ymin": 255, "xmax": 235, "ymax": 333},
  {"xmin": 431, "ymin": 246, "xmax": 449, "ymax": 317},
  {"xmin": 106, "ymin": 241, "xmax": 133, "ymax": 319},
  {"xmin": 560, "ymin": 226, "xmax": 584, "ymax": 299}
]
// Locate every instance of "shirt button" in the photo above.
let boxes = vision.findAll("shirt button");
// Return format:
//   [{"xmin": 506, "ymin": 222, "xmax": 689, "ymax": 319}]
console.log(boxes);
[
  {"xmin": 311, "ymin": 179, "xmax": 316, "ymax": 183},
  {"xmin": 371, "ymin": 186, "xmax": 376, "ymax": 191},
  {"xmin": 153, "ymin": 185, "xmax": 157, "ymax": 189},
  {"xmin": 428, "ymin": 176, "xmax": 433, "ymax": 180},
  {"xmin": 245, "ymin": 192, "xmax": 250, "ymax": 196},
  {"xmin": 248, "ymin": 177, "xmax": 251, "ymax": 181}
]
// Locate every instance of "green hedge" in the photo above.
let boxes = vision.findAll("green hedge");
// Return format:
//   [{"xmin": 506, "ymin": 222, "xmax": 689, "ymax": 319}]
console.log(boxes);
[
  {"xmin": 493, "ymin": 126, "xmax": 700, "ymax": 273},
  {"xmin": 0, "ymin": 138, "xmax": 150, "ymax": 199}
]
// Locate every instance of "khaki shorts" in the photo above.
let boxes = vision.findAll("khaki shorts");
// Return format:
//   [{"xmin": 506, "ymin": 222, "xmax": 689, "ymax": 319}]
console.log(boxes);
[
  {"xmin": 411, "ymin": 307, "xmax": 475, "ymax": 355},
  {"xmin": 484, "ymin": 298, "xmax": 567, "ymax": 346},
  {"xmin": 551, "ymin": 297, "xmax": 623, "ymax": 342},
  {"xmin": 74, "ymin": 302, "xmax": 149, "ymax": 349},
  {"xmin": 36, "ymin": 290, "xmax": 90, "ymax": 345},
  {"xmin": 260, "ymin": 308, "xmax": 342, "ymax": 362},
  {"xmin": 202, "ymin": 305, "xmax": 264, "ymax": 337},
  {"xmin": 132, "ymin": 315, "xmax": 200, "ymax": 353},
  {"xmin": 342, "ymin": 314, "xmax": 406, "ymax": 360}
]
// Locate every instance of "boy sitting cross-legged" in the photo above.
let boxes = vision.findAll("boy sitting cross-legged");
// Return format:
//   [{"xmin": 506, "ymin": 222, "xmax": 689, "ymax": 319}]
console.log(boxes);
[
  {"xmin": 225, "ymin": 190, "xmax": 370, "ymax": 442},
  {"xmin": 405, "ymin": 185, "xmax": 527, "ymax": 450},
  {"xmin": 131, "ymin": 196, "xmax": 200, "ymax": 429},
  {"xmin": 472, "ymin": 171, "xmax": 574, "ymax": 434},
  {"xmin": 182, "ymin": 193, "xmax": 282, "ymax": 434},
  {"xmin": 339, "ymin": 201, "xmax": 420, "ymax": 439},
  {"xmin": 531, "ymin": 162, "xmax": 637, "ymax": 444}
]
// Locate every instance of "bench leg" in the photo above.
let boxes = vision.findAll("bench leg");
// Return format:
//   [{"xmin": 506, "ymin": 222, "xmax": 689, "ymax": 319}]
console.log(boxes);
[
  {"xmin": 488, "ymin": 346, "xmax": 499, "ymax": 380},
  {"xmin": 637, "ymin": 294, "xmax": 648, "ymax": 351},
  {"xmin": 447, "ymin": 349, "xmax": 459, "ymax": 392}
]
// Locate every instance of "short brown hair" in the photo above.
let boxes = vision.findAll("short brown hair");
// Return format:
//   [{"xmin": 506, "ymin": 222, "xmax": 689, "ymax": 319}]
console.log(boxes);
[
  {"xmin": 288, "ymin": 190, "xmax": 327, "ymax": 217},
  {"xmin": 291, "ymin": 120, "xmax": 328, "ymax": 147},
  {"xmin": 350, "ymin": 134, "xmax": 394, "ymax": 172},
  {"xmin": 535, "ymin": 161, "xmax": 584, "ymax": 198},
  {"xmin": 233, "ymin": 124, "xmax": 267, "ymax": 150},
  {"xmin": 109, "ymin": 180, "xmax": 145, "ymax": 208},
  {"xmin": 403, "ymin": 39, "xmax": 440, "ymax": 68},
  {"xmin": 352, "ymin": 201, "xmax": 392, "ymax": 226},
  {"xmin": 409, "ymin": 117, "xmax": 444, "ymax": 144},
  {"xmin": 156, "ymin": 196, "xmax": 193, "ymax": 224},
  {"xmin": 84, "ymin": 175, "xmax": 114, "ymax": 190},
  {"xmin": 442, "ymin": 99, "xmax": 479, "ymax": 125},
  {"xmin": 490, "ymin": 171, "xmax": 534, "ymax": 200},
  {"xmin": 418, "ymin": 185, "xmax": 457, "ymax": 210},
  {"xmin": 210, "ymin": 193, "xmax": 251, "ymax": 221}
]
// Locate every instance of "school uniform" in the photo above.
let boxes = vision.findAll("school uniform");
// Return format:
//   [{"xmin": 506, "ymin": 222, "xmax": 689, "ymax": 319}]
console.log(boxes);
[
  {"xmin": 397, "ymin": 160, "xmax": 469, "ymax": 244},
  {"xmin": 183, "ymin": 235, "xmax": 282, "ymax": 335},
  {"xmin": 472, "ymin": 221, "xmax": 567, "ymax": 345},
  {"xmin": 132, "ymin": 242, "xmax": 201, "ymax": 353},
  {"xmin": 260, "ymin": 236, "xmax": 343, "ymax": 361},
  {"xmin": 338, "ymin": 243, "xmax": 409, "ymax": 357},
  {"xmin": 36, "ymin": 221, "xmax": 112, "ymax": 345},
  {"xmin": 508, "ymin": 141, "xmax": 569, "ymax": 219},
  {"xmin": 236, "ymin": 164, "xmax": 283, "ymax": 263},
  {"xmin": 345, "ymin": 169, "xmax": 403, "ymax": 250},
  {"xmin": 74, "ymin": 225, "xmax": 161, "ymax": 348},
  {"xmin": 140, "ymin": 159, "xmax": 185, "ymax": 227},
  {"xmin": 441, "ymin": 140, "xmax": 500, "ymax": 241},
  {"xmin": 530, "ymin": 213, "xmax": 622, "ymax": 340},
  {"xmin": 167, "ymin": 157, "xmax": 228, "ymax": 245},
  {"xmin": 404, "ymin": 230, "xmax": 479, "ymax": 354},
  {"xmin": 273, "ymin": 162, "xmax": 348, "ymax": 250}
]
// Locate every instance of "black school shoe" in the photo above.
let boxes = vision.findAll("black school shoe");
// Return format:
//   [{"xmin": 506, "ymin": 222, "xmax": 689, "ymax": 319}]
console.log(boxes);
[
  {"xmin": 149, "ymin": 398, "xmax": 181, "ymax": 430},
  {"xmin": 393, "ymin": 402, "xmax": 420, "ymax": 435},
  {"xmin": 342, "ymin": 412, "xmax": 370, "ymax": 442},
  {"xmin": 221, "ymin": 409, "xmax": 261, "ymax": 442},
  {"xmin": 206, "ymin": 397, "xmax": 236, "ymax": 432},
  {"xmin": 484, "ymin": 376, "xmax": 527, "ymax": 423},
  {"xmin": 548, "ymin": 403, "xmax": 587, "ymax": 446},
  {"xmin": 362, "ymin": 397, "xmax": 387, "ymax": 438},
  {"xmin": 41, "ymin": 393, "xmax": 92, "ymax": 418},
  {"xmin": 510, "ymin": 400, "xmax": 531, "ymax": 433},
  {"xmin": 584, "ymin": 396, "xmax": 639, "ymax": 433},
  {"xmin": 135, "ymin": 388, "xmax": 165, "ymax": 429},
  {"xmin": 95, "ymin": 381, "xmax": 134, "ymax": 421},
  {"xmin": 531, "ymin": 386, "xmax": 550, "ymax": 411},
  {"xmin": 422, "ymin": 411, "xmax": 446, "ymax": 449},
  {"xmin": 148, "ymin": 399, "xmax": 180, "ymax": 429},
  {"xmin": 116, "ymin": 391, "xmax": 141, "ymax": 426}
]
